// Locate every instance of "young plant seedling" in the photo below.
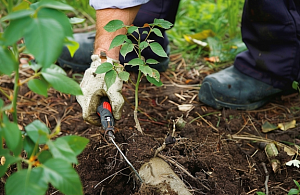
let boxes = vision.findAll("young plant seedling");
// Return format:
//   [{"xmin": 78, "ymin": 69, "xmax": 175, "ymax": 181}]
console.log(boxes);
[{"xmin": 96, "ymin": 18, "xmax": 172, "ymax": 133}]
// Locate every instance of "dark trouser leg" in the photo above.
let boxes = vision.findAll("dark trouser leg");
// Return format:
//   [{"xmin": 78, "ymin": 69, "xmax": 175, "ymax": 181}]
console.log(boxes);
[{"xmin": 234, "ymin": 0, "xmax": 300, "ymax": 89}]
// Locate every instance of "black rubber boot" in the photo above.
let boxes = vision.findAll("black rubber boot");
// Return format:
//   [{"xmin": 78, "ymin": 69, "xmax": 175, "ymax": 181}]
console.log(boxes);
[
  {"xmin": 57, "ymin": 31, "xmax": 170, "ymax": 72},
  {"xmin": 198, "ymin": 66, "xmax": 283, "ymax": 110}
]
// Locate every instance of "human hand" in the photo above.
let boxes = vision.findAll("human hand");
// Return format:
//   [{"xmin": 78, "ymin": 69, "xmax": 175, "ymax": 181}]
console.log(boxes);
[{"xmin": 76, "ymin": 55, "xmax": 124, "ymax": 126}]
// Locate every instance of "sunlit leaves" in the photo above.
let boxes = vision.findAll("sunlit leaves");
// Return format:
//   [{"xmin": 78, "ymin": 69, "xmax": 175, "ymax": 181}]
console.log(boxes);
[
  {"xmin": 95, "ymin": 62, "xmax": 113, "ymax": 74},
  {"xmin": 109, "ymin": 34, "xmax": 127, "ymax": 50},
  {"xmin": 0, "ymin": 46, "xmax": 17, "ymax": 75},
  {"xmin": 120, "ymin": 42, "xmax": 134, "ymax": 59},
  {"xmin": 104, "ymin": 20, "xmax": 124, "ymax": 32},
  {"xmin": 27, "ymin": 79, "xmax": 48, "ymax": 97},
  {"xmin": 149, "ymin": 42, "xmax": 168, "ymax": 57},
  {"xmin": 5, "ymin": 168, "xmax": 48, "ymax": 195},
  {"xmin": 41, "ymin": 66, "xmax": 82, "ymax": 95},
  {"xmin": 105, "ymin": 70, "xmax": 117, "ymax": 90},
  {"xmin": 152, "ymin": 18, "xmax": 173, "ymax": 29},
  {"xmin": 43, "ymin": 159, "xmax": 83, "ymax": 195}
]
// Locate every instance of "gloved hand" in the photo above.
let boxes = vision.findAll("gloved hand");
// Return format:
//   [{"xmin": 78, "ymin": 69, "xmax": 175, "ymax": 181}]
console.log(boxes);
[{"xmin": 76, "ymin": 54, "xmax": 124, "ymax": 126}]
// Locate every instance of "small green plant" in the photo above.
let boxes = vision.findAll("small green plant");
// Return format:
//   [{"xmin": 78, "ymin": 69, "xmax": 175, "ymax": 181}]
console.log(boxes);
[
  {"xmin": 0, "ymin": 1, "xmax": 89, "ymax": 195},
  {"xmin": 288, "ymin": 180, "xmax": 300, "ymax": 195},
  {"xmin": 96, "ymin": 19, "xmax": 172, "ymax": 132},
  {"xmin": 256, "ymin": 179, "xmax": 300, "ymax": 195}
]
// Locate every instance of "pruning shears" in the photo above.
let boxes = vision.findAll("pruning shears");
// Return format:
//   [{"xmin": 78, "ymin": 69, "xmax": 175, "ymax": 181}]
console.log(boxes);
[{"xmin": 96, "ymin": 97, "xmax": 143, "ymax": 183}]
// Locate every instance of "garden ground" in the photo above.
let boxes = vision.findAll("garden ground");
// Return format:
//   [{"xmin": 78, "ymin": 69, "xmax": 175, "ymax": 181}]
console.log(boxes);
[{"xmin": 1, "ymin": 54, "xmax": 300, "ymax": 195}]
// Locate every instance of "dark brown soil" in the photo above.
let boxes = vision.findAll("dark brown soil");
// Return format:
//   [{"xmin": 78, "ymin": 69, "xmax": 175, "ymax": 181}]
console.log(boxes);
[{"xmin": 1, "ymin": 54, "xmax": 300, "ymax": 195}]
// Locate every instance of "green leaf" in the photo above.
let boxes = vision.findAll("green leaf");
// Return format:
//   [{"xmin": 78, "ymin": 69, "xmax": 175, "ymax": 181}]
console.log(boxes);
[
  {"xmin": 109, "ymin": 34, "xmax": 127, "ymax": 50},
  {"xmin": 104, "ymin": 20, "xmax": 124, "ymax": 32},
  {"xmin": 139, "ymin": 65, "xmax": 152, "ymax": 76},
  {"xmin": 128, "ymin": 58, "xmax": 144, "ymax": 66},
  {"xmin": 256, "ymin": 192, "xmax": 266, "ymax": 195},
  {"xmin": 294, "ymin": 180, "xmax": 300, "ymax": 190},
  {"xmin": 142, "ymin": 31, "xmax": 148, "ymax": 35},
  {"xmin": 1, "ymin": 118, "xmax": 22, "ymax": 155},
  {"xmin": 1, "ymin": 9, "xmax": 34, "ymax": 21},
  {"xmin": 37, "ymin": 8, "xmax": 73, "ymax": 38},
  {"xmin": 3, "ymin": 16, "xmax": 32, "ymax": 45},
  {"xmin": 38, "ymin": 150, "xmax": 53, "ymax": 164},
  {"xmin": 64, "ymin": 37, "xmax": 79, "ymax": 57},
  {"xmin": 0, "ymin": 99, "xmax": 3, "ymax": 108},
  {"xmin": 41, "ymin": 71, "xmax": 82, "ymax": 95},
  {"xmin": 23, "ymin": 135, "xmax": 36, "ymax": 158},
  {"xmin": 0, "ymin": 46, "xmax": 17, "ymax": 75},
  {"xmin": 0, "ymin": 149, "xmax": 20, "ymax": 178},
  {"xmin": 118, "ymin": 71, "xmax": 130, "ymax": 82},
  {"xmin": 261, "ymin": 121, "xmax": 278, "ymax": 133},
  {"xmin": 127, "ymin": 26, "xmax": 138, "ymax": 34},
  {"xmin": 34, "ymin": 0, "xmax": 74, "ymax": 11},
  {"xmin": 42, "ymin": 64, "xmax": 66, "ymax": 75},
  {"xmin": 25, "ymin": 120, "xmax": 50, "ymax": 144},
  {"xmin": 150, "ymin": 68, "xmax": 161, "ymax": 82},
  {"xmin": 104, "ymin": 70, "xmax": 117, "ymax": 90},
  {"xmin": 120, "ymin": 42, "xmax": 134, "ymax": 59},
  {"xmin": 139, "ymin": 41, "xmax": 148, "ymax": 51},
  {"xmin": 29, "ymin": 61, "xmax": 42, "ymax": 71},
  {"xmin": 13, "ymin": 1, "xmax": 30, "ymax": 11},
  {"xmin": 292, "ymin": 81, "xmax": 299, "ymax": 90},
  {"xmin": 146, "ymin": 59, "xmax": 159, "ymax": 64},
  {"xmin": 288, "ymin": 189, "xmax": 300, "ymax": 195},
  {"xmin": 27, "ymin": 79, "xmax": 48, "ymax": 97},
  {"xmin": 5, "ymin": 168, "xmax": 48, "ymax": 195},
  {"xmin": 24, "ymin": 15, "xmax": 64, "ymax": 68},
  {"xmin": 152, "ymin": 18, "xmax": 173, "ymax": 29},
  {"xmin": 69, "ymin": 17, "xmax": 85, "ymax": 24},
  {"xmin": 151, "ymin": 28, "xmax": 163, "ymax": 37},
  {"xmin": 149, "ymin": 42, "xmax": 168, "ymax": 57},
  {"xmin": 58, "ymin": 135, "xmax": 89, "ymax": 156},
  {"xmin": 146, "ymin": 75, "xmax": 163, "ymax": 87},
  {"xmin": 43, "ymin": 158, "xmax": 83, "ymax": 195},
  {"xmin": 47, "ymin": 138, "xmax": 77, "ymax": 164},
  {"xmin": 95, "ymin": 62, "xmax": 113, "ymax": 74}
]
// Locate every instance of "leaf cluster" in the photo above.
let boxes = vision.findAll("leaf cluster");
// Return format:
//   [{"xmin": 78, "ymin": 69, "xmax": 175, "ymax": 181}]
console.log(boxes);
[{"xmin": 96, "ymin": 19, "xmax": 173, "ymax": 89}]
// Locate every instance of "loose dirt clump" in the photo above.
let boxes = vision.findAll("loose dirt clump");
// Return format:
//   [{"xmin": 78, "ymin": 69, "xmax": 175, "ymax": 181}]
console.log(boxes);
[{"xmin": 1, "ymin": 54, "xmax": 300, "ymax": 195}]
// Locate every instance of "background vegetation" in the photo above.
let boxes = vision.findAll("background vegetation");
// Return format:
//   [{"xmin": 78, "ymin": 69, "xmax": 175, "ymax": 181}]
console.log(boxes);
[{"xmin": 0, "ymin": 0, "xmax": 245, "ymax": 69}]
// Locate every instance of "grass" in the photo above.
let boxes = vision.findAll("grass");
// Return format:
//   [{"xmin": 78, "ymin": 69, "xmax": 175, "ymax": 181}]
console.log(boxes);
[{"xmin": 167, "ymin": 0, "xmax": 245, "ymax": 68}]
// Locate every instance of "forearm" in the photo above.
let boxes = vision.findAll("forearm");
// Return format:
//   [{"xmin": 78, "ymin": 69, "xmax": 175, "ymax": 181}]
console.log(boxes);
[{"xmin": 94, "ymin": 6, "xmax": 141, "ymax": 59}]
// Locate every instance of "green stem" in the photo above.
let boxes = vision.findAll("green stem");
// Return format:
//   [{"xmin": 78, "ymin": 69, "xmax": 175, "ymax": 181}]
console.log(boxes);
[
  {"xmin": 12, "ymin": 44, "xmax": 19, "ymax": 123},
  {"xmin": 135, "ymin": 70, "xmax": 142, "ymax": 112},
  {"xmin": 0, "ymin": 87, "xmax": 10, "ymax": 100}
]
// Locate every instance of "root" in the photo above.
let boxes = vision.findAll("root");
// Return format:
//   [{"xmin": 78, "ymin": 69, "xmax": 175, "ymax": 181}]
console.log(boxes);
[{"xmin": 134, "ymin": 110, "xmax": 144, "ymax": 135}]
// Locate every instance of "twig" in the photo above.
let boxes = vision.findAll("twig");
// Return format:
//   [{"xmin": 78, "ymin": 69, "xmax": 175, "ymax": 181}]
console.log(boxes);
[
  {"xmin": 94, "ymin": 167, "xmax": 130, "ymax": 189},
  {"xmin": 261, "ymin": 162, "xmax": 269, "ymax": 195},
  {"xmin": 157, "ymin": 154, "xmax": 210, "ymax": 191},
  {"xmin": 195, "ymin": 112, "xmax": 219, "ymax": 132}
]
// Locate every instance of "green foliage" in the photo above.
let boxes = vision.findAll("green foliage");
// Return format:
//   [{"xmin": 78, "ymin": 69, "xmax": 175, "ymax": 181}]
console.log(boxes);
[
  {"xmin": 0, "ymin": 1, "xmax": 88, "ymax": 194},
  {"xmin": 98, "ymin": 19, "xmax": 171, "ymax": 88},
  {"xmin": 97, "ymin": 19, "xmax": 171, "ymax": 130},
  {"xmin": 288, "ymin": 180, "xmax": 300, "ymax": 195},
  {"xmin": 168, "ymin": 0, "xmax": 245, "ymax": 64}
]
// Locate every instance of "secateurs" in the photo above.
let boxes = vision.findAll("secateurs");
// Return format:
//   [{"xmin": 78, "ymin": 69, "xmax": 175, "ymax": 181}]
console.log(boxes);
[{"xmin": 96, "ymin": 97, "xmax": 143, "ymax": 183}]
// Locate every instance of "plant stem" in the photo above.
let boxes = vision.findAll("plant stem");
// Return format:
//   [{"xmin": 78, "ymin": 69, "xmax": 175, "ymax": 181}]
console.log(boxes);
[
  {"xmin": 134, "ymin": 69, "xmax": 143, "ymax": 134},
  {"xmin": 133, "ymin": 35, "xmax": 143, "ymax": 134},
  {"xmin": 12, "ymin": 44, "xmax": 19, "ymax": 123}
]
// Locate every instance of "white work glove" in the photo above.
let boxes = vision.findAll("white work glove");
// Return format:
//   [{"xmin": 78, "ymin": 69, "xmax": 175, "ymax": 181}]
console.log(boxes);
[{"xmin": 76, "ymin": 54, "xmax": 124, "ymax": 126}]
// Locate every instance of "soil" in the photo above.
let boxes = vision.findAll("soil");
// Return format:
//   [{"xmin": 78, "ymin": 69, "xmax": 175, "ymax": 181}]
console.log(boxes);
[{"xmin": 1, "ymin": 54, "xmax": 300, "ymax": 195}]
